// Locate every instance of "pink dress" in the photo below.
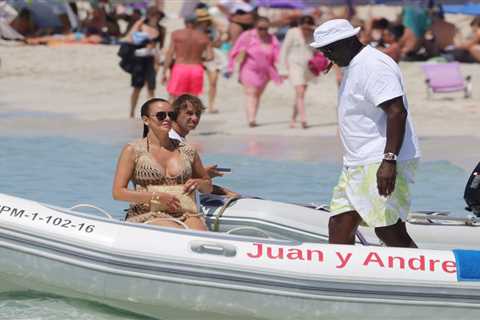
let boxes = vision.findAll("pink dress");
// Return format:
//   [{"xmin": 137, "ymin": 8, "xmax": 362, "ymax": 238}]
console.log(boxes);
[{"xmin": 227, "ymin": 29, "xmax": 282, "ymax": 89}]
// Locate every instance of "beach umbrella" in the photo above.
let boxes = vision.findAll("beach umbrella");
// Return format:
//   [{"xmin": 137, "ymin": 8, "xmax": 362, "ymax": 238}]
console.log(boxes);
[
  {"xmin": 442, "ymin": 3, "xmax": 480, "ymax": 16},
  {"xmin": 255, "ymin": 0, "xmax": 474, "ymax": 6},
  {"xmin": 255, "ymin": 0, "xmax": 306, "ymax": 9},
  {"xmin": 7, "ymin": 0, "xmax": 65, "ymax": 29}
]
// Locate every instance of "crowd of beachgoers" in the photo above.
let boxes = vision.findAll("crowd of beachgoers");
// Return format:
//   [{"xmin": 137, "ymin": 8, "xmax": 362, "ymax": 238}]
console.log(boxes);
[{"xmin": 2, "ymin": 0, "xmax": 480, "ymax": 127}]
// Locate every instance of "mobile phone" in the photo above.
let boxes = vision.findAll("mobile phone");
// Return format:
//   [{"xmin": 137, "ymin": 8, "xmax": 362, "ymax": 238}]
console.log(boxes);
[{"xmin": 216, "ymin": 167, "xmax": 232, "ymax": 172}]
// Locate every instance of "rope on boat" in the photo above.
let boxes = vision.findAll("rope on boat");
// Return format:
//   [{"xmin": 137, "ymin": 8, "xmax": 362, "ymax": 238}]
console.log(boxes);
[
  {"xmin": 69, "ymin": 204, "xmax": 114, "ymax": 219},
  {"xmin": 213, "ymin": 195, "xmax": 242, "ymax": 232},
  {"xmin": 145, "ymin": 217, "xmax": 189, "ymax": 229},
  {"xmin": 408, "ymin": 212, "xmax": 480, "ymax": 226}
]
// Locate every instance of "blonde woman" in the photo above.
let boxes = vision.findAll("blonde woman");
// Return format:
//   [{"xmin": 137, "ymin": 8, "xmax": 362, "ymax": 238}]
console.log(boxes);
[{"xmin": 279, "ymin": 16, "xmax": 316, "ymax": 129}]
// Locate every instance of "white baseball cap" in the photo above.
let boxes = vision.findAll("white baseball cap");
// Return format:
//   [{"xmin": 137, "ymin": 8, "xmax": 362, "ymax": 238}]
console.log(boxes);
[{"xmin": 310, "ymin": 19, "xmax": 361, "ymax": 48}]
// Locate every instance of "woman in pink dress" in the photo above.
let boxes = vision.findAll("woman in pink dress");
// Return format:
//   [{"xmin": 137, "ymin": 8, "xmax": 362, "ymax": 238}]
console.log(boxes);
[{"xmin": 227, "ymin": 17, "xmax": 282, "ymax": 127}]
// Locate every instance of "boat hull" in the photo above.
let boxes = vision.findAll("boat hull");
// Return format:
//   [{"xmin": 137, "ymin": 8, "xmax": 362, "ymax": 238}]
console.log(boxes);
[
  {"xmin": 1, "ymin": 193, "xmax": 480, "ymax": 319},
  {"xmin": 2, "ymin": 243, "xmax": 480, "ymax": 320}
]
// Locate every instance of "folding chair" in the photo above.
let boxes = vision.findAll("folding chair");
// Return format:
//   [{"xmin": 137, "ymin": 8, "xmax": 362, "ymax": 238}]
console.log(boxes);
[{"xmin": 421, "ymin": 62, "xmax": 472, "ymax": 98}]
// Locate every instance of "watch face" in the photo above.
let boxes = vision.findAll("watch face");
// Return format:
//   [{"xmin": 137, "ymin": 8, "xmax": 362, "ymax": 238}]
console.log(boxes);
[{"xmin": 384, "ymin": 153, "xmax": 397, "ymax": 161}]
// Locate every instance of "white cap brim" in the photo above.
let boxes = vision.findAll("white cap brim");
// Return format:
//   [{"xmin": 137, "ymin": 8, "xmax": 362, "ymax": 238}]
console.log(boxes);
[{"xmin": 310, "ymin": 27, "xmax": 361, "ymax": 48}]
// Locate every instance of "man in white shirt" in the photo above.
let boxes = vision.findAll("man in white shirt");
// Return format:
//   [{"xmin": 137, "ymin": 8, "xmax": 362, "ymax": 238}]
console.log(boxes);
[
  {"xmin": 169, "ymin": 94, "xmax": 202, "ymax": 143},
  {"xmin": 310, "ymin": 19, "xmax": 421, "ymax": 247},
  {"xmin": 170, "ymin": 94, "xmax": 238, "ymax": 197}
]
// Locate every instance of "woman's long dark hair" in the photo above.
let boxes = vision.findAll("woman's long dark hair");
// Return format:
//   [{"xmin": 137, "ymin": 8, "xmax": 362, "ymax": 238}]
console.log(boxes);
[{"xmin": 140, "ymin": 98, "xmax": 169, "ymax": 138}]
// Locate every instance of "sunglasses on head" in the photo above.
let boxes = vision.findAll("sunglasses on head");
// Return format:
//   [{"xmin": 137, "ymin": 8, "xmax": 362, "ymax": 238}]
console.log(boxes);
[{"xmin": 150, "ymin": 111, "xmax": 177, "ymax": 121}]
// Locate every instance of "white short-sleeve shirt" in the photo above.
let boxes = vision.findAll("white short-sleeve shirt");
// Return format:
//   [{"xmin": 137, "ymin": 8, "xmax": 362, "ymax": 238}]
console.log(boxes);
[
  {"xmin": 337, "ymin": 45, "xmax": 421, "ymax": 166},
  {"xmin": 169, "ymin": 129, "xmax": 185, "ymax": 142}
]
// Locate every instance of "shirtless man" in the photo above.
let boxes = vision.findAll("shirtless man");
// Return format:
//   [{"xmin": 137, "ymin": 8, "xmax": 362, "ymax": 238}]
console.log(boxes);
[{"xmin": 162, "ymin": 16, "xmax": 213, "ymax": 100}]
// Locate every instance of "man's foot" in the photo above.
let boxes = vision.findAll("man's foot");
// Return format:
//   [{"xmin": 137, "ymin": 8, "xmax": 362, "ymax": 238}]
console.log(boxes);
[
  {"xmin": 289, "ymin": 120, "xmax": 296, "ymax": 128},
  {"xmin": 301, "ymin": 121, "xmax": 308, "ymax": 129},
  {"xmin": 248, "ymin": 121, "xmax": 257, "ymax": 128},
  {"xmin": 208, "ymin": 109, "xmax": 219, "ymax": 114}
]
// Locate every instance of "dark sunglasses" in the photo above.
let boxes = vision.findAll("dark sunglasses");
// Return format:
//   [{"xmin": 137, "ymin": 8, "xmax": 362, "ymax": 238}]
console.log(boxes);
[
  {"xmin": 150, "ymin": 111, "xmax": 177, "ymax": 121},
  {"xmin": 257, "ymin": 27, "xmax": 269, "ymax": 31}
]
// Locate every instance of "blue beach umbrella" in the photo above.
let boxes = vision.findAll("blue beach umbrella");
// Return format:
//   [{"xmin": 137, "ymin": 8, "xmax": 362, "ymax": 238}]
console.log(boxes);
[
  {"xmin": 255, "ymin": 0, "xmax": 307, "ymax": 9},
  {"xmin": 255, "ymin": 0, "xmax": 475, "ymax": 6},
  {"xmin": 442, "ymin": 3, "xmax": 480, "ymax": 16},
  {"xmin": 7, "ymin": 0, "xmax": 66, "ymax": 29}
]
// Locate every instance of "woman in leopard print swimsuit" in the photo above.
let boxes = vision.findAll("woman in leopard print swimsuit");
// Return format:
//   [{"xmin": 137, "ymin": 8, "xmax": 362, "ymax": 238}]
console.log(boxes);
[{"xmin": 112, "ymin": 98, "xmax": 212, "ymax": 230}]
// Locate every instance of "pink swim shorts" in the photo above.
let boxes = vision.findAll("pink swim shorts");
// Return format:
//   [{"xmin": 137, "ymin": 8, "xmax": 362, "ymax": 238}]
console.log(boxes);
[{"xmin": 167, "ymin": 63, "xmax": 204, "ymax": 96}]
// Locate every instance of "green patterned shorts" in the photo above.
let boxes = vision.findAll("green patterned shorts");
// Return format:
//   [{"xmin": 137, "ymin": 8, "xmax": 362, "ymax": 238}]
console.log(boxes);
[{"xmin": 329, "ymin": 159, "xmax": 419, "ymax": 227}]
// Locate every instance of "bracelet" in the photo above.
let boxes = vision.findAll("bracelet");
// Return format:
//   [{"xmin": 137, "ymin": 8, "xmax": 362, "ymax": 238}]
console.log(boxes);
[{"xmin": 151, "ymin": 192, "xmax": 161, "ymax": 201}]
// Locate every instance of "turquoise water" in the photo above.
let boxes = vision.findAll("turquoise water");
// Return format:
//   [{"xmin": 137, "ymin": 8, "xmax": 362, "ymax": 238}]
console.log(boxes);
[{"xmin": 0, "ymin": 136, "xmax": 471, "ymax": 319}]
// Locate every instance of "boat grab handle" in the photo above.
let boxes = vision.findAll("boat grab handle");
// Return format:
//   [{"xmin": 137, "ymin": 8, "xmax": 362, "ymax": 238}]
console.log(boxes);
[
  {"xmin": 69, "ymin": 204, "xmax": 114, "ymax": 219},
  {"xmin": 190, "ymin": 241, "xmax": 236, "ymax": 257},
  {"xmin": 226, "ymin": 226, "xmax": 271, "ymax": 239}
]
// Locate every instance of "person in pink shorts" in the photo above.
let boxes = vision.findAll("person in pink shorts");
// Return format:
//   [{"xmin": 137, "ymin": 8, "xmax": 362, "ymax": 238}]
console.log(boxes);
[
  {"xmin": 167, "ymin": 63, "xmax": 205, "ymax": 97},
  {"xmin": 162, "ymin": 15, "xmax": 213, "ymax": 100}
]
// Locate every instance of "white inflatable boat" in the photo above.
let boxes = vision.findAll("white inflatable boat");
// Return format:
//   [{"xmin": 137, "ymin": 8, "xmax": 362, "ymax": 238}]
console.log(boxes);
[
  {"xmin": 202, "ymin": 162, "xmax": 480, "ymax": 250},
  {"xmin": 200, "ymin": 194, "xmax": 480, "ymax": 250},
  {"xmin": 1, "ymin": 192, "xmax": 480, "ymax": 320}
]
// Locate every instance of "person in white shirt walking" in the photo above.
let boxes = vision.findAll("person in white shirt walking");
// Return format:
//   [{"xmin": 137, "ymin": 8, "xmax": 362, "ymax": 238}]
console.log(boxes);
[{"xmin": 310, "ymin": 19, "xmax": 421, "ymax": 247}]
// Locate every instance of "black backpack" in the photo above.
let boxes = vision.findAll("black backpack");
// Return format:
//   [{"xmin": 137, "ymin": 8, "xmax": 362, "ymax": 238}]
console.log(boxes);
[
  {"xmin": 464, "ymin": 162, "xmax": 480, "ymax": 217},
  {"xmin": 117, "ymin": 43, "xmax": 137, "ymax": 74}
]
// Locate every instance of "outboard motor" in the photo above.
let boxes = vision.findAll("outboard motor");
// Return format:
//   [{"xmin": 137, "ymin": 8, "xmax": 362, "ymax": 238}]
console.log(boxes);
[{"xmin": 464, "ymin": 162, "xmax": 480, "ymax": 217}]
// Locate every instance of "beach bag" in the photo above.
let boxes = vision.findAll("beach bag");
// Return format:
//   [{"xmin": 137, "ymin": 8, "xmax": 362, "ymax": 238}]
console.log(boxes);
[
  {"xmin": 118, "ymin": 42, "xmax": 137, "ymax": 74},
  {"xmin": 147, "ymin": 185, "xmax": 198, "ymax": 214},
  {"xmin": 308, "ymin": 52, "xmax": 330, "ymax": 76}
]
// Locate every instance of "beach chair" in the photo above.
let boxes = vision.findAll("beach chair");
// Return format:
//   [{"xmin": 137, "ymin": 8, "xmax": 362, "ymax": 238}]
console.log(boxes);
[{"xmin": 421, "ymin": 62, "xmax": 472, "ymax": 98}]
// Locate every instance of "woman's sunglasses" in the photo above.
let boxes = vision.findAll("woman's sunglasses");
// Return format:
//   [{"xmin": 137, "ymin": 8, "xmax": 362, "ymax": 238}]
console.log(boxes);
[
  {"xmin": 150, "ymin": 111, "xmax": 177, "ymax": 121},
  {"xmin": 257, "ymin": 27, "xmax": 269, "ymax": 31}
]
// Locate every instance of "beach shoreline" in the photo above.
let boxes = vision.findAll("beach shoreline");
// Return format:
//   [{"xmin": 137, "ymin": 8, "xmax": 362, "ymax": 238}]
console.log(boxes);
[{"xmin": 1, "ymin": 31, "xmax": 479, "ymax": 172}]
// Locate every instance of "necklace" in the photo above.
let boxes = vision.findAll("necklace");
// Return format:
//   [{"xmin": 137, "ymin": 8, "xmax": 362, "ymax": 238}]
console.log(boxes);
[{"xmin": 146, "ymin": 135, "xmax": 175, "ymax": 152}]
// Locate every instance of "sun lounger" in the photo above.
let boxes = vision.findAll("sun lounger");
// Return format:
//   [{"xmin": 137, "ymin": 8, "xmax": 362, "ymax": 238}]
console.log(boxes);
[{"xmin": 421, "ymin": 62, "xmax": 472, "ymax": 98}]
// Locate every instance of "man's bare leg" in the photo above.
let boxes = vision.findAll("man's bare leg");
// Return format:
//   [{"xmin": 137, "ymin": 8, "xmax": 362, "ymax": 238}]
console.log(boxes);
[
  {"xmin": 207, "ymin": 69, "xmax": 219, "ymax": 113},
  {"xmin": 328, "ymin": 211, "xmax": 363, "ymax": 245},
  {"xmin": 147, "ymin": 88, "xmax": 155, "ymax": 99},
  {"xmin": 130, "ymin": 87, "xmax": 142, "ymax": 118},
  {"xmin": 374, "ymin": 219, "xmax": 417, "ymax": 248}
]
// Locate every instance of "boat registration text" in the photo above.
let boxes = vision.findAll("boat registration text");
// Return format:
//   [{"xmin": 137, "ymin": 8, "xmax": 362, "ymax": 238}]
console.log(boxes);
[{"xmin": 0, "ymin": 205, "xmax": 96, "ymax": 233}]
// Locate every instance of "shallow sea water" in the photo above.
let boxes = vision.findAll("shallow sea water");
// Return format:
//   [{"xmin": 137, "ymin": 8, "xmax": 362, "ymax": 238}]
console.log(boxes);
[{"xmin": 0, "ymin": 136, "xmax": 471, "ymax": 319}]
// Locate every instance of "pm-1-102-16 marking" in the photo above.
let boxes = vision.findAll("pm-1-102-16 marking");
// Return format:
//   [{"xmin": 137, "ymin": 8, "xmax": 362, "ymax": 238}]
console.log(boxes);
[{"xmin": 0, "ymin": 205, "xmax": 96, "ymax": 233}]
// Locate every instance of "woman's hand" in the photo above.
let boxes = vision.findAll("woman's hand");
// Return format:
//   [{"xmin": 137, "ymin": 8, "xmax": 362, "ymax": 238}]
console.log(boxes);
[
  {"xmin": 205, "ymin": 165, "xmax": 224, "ymax": 178},
  {"xmin": 156, "ymin": 192, "xmax": 181, "ymax": 213},
  {"xmin": 184, "ymin": 179, "xmax": 202, "ymax": 194}
]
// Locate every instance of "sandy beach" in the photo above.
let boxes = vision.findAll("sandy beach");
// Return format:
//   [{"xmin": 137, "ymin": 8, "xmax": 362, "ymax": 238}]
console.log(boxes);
[{"xmin": 0, "ymin": 5, "xmax": 479, "ymax": 171}]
